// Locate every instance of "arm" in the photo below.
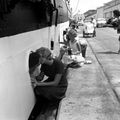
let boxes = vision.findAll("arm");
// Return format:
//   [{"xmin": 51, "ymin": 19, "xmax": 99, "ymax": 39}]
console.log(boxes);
[
  {"xmin": 35, "ymin": 71, "xmax": 44, "ymax": 81},
  {"xmin": 74, "ymin": 42, "xmax": 82, "ymax": 55},
  {"xmin": 35, "ymin": 60, "xmax": 64, "ymax": 87},
  {"xmin": 57, "ymin": 47, "xmax": 67, "ymax": 61},
  {"xmin": 35, "ymin": 74, "xmax": 62, "ymax": 87}
]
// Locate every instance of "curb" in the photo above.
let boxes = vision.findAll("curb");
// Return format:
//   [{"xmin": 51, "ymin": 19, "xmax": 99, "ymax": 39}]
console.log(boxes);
[{"xmin": 86, "ymin": 37, "xmax": 120, "ymax": 103}]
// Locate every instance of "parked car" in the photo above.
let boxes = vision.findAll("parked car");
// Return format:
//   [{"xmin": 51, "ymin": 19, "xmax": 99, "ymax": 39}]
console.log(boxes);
[
  {"xmin": 106, "ymin": 17, "xmax": 114, "ymax": 27},
  {"xmin": 83, "ymin": 22, "xmax": 95, "ymax": 37},
  {"xmin": 96, "ymin": 18, "xmax": 107, "ymax": 28}
]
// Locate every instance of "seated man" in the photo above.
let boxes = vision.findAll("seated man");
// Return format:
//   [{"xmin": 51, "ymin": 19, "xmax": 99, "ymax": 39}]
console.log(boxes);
[{"xmin": 28, "ymin": 47, "xmax": 68, "ymax": 120}]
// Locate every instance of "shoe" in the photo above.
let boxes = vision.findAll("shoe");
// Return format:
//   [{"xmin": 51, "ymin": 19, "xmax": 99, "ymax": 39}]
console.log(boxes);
[{"xmin": 84, "ymin": 60, "xmax": 92, "ymax": 64}]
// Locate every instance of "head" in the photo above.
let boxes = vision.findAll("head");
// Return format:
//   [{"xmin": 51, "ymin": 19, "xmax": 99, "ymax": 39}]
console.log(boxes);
[
  {"xmin": 65, "ymin": 28, "xmax": 68, "ymax": 32},
  {"xmin": 90, "ymin": 17, "xmax": 94, "ymax": 22},
  {"xmin": 67, "ymin": 29, "xmax": 77, "ymax": 42},
  {"xmin": 36, "ymin": 47, "xmax": 52, "ymax": 64},
  {"xmin": 71, "ymin": 24, "xmax": 76, "ymax": 29},
  {"xmin": 113, "ymin": 10, "xmax": 120, "ymax": 18},
  {"xmin": 29, "ymin": 51, "xmax": 40, "ymax": 74},
  {"xmin": 91, "ymin": 17, "xmax": 93, "ymax": 20}
]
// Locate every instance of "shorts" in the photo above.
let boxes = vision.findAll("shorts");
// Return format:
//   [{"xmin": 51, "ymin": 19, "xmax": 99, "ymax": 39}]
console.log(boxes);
[{"xmin": 34, "ymin": 86, "xmax": 67, "ymax": 101}]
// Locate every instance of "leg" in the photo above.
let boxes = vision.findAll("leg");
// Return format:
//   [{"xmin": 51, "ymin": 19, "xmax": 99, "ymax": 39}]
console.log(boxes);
[
  {"xmin": 81, "ymin": 45, "xmax": 87, "ymax": 58},
  {"xmin": 118, "ymin": 36, "xmax": 120, "ymax": 54},
  {"xmin": 28, "ymin": 96, "xmax": 49, "ymax": 120},
  {"xmin": 28, "ymin": 100, "xmax": 41, "ymax": 120},
  {"xmin": 93, "ymin": 28, "xmax": 96, "ymax": 37},
  {"xmin": 94, "ymin": 28, "xmax": 96, "ymax": 36}
]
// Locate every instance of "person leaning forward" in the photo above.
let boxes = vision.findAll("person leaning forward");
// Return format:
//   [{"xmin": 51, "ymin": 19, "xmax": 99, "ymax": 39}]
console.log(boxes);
[{"xmin": 28, "ymin": 47, "xmax": 68, "ymax": 120}]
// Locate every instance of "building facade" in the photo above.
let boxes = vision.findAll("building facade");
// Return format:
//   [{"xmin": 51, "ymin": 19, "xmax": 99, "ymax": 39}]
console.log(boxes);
[
  {"xmin": 104, "ymin": 0, "xmax": 120, "ymax": 20},
  {"xmin": 82, "ymin": 0, "xmax": 120, "ymax": 21},
  {"xmin": 73, "ymin": 11, "xmax": 85, "ymax": 22},
  {"xmin": 84, "ymin": 10, "xmax": 97, "ymax": 20},
  {"xmin": 96, "ymin": 6, "xmax": 104, "ymax": 19}
]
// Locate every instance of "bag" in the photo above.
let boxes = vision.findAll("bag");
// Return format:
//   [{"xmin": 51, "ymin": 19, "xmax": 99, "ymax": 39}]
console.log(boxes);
[
  {"xmin": 71, "ymin": 54, "xmax": 85, "ymax": 63},
  {"xmin": 79, "ymin": 38, "xmax": 87, "ymax": 45}
]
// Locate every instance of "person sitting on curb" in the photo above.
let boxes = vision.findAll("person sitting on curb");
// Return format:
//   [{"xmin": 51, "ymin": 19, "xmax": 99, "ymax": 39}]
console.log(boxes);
[
  {"xmin": 28, "ymin": 47, "xmax": 68, "ymax": 120},
  {"xmin": 67, "ymin": 27, "xmax": 92, "ymax": 65},
  {"xmin": 67, "ymin": 28, "xmax": 85, "ymax": 65}
]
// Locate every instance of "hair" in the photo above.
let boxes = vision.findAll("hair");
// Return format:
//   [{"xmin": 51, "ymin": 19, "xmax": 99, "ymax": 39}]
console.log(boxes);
[
  {"xmin": 63, "ymin": 30, "xmax": 67, "ymax": 35},
  {"xmin": 36, "ymin": 47, "xmax": 52, "ymax": 60},
  {"xmin": 29, "ymin": 51, "xmax": 40, "ymax": 74},
  {"xmin": 71, "ymin": 24, "xmax": 76, "ymax": 29},
  {"xmin": 113, "ymin": 10, "xmax": 120, "ymax": 17},
  {"xmin": 91, "ymin": 17, "xmax": 94, "ymax": 20},
  {"xmin": 67, "ymin": 29, "xmax": 77, "ymax": 40}
]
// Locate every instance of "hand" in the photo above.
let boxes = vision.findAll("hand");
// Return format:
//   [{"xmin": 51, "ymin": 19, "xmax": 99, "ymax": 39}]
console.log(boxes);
[
  {"xmin": 32, "ymin": 82, "xmax": 37, "ymax": 88},
  {"xmin": 35, "ymin": 71, "xmax": 44, "ymax": 81},
  {"xmin": 31, "ymin": 77, "xmax": 36, "ymax": 83},
  {"xmin": 32, "ymin": 79, "xmax": 39, "ymax": 88}
]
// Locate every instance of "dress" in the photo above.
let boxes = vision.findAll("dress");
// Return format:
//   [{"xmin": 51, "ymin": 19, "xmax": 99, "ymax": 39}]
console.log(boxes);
[
  {"xmin": 69, "ymin": 40, "xmax": 85, "ymax": 62},
  {"xmin": 69, "ymin": 40, "xmax": 78, "ymax": 53},
  {"xmin": 35, "ymin": 59, "xmax": 68, "ymax": 101}
]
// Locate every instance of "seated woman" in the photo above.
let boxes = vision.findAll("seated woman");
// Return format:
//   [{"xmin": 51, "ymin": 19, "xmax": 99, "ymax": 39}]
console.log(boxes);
[
  {"xmin": 67, "ymin": 28, "xmax": 85, "ymax": 64},
  {"xmin": 28, "ymin": 47, "xmax": 68, "ymax": 120}
]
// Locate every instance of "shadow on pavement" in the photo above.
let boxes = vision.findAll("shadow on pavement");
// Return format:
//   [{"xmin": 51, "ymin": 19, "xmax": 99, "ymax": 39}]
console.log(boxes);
[{"xmin": 97, "ymin": 51, "xmax": 118, "ymax": 54}]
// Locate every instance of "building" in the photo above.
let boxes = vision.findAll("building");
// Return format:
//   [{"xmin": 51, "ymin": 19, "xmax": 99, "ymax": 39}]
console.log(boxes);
[
  {"xmin": 84, "ymin": 10, "xmax": 97, "ymax": 20},
  {"xmin": 82, "ymin": 0, "xmax": 120, "ymax": 21},
  {"xmin": 96, "ymin": 6, "xmax": 104, "ymax": 19},
  {"xmin": 73, "ymin": 11, "xmax": 85, "ymax": 22},
  {"xmin": 104, "ymin": 0, "xmax": 120, "ymax": 20}
]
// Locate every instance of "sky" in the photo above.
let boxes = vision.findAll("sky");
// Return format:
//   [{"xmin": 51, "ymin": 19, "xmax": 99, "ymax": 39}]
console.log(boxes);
[{"xmin": 70, "ymin": 0, "xmax": 112, "ymax": 14}]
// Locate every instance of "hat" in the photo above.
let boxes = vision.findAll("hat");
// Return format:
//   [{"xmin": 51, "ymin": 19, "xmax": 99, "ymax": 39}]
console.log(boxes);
[{"xmin": 36, "ymin": 47, "xmax": 51, "ymax": 59}]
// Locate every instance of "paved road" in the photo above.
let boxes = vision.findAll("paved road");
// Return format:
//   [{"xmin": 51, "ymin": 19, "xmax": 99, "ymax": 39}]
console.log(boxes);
[
  {"xmin": 95, "ymin": 27, "xmax": 119, "ymax": 52},
  {"xmin": 58, "ymin": 27, "xmax": 120, "ymax": 120},
  {"xmin": 87, "ymin": 27, "xmax": 120, "ymax": 100}
]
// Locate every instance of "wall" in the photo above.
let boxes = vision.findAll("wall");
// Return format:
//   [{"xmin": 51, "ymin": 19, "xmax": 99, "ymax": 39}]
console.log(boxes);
[
  {"xmin": 0, "ymin": 25, "xmax": 60, "ymax": 120},
  {"xmin": 0, "ymin": 1, "xmax": 69, "ymax": 119}
]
